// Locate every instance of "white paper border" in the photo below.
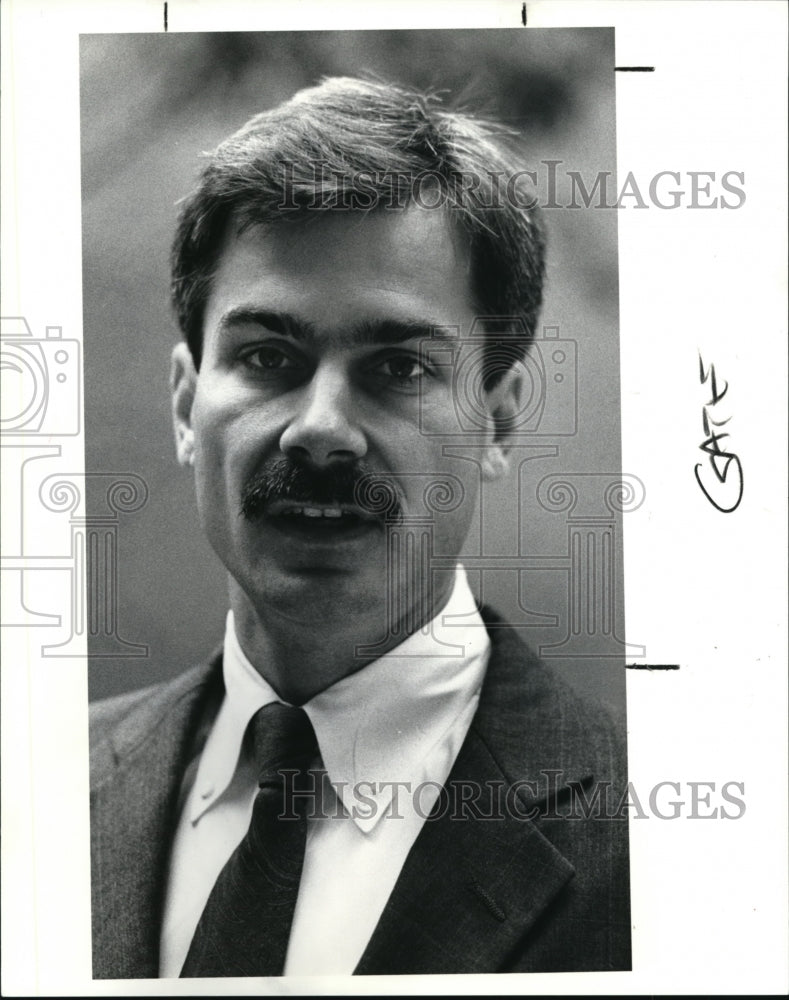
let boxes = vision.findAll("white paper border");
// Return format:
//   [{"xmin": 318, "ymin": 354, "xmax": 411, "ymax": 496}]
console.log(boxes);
[{"xmin": 2, "ymin": 1, "xmax": 787, "ymax": 995}]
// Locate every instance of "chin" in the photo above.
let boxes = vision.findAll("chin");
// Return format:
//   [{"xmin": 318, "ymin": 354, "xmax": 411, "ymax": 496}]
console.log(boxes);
[{"xmin": 251, "ymin": 568, "xmax": 387, "ymax": 626}]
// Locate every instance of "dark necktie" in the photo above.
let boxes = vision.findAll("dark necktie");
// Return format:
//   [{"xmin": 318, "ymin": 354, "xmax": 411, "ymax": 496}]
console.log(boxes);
[{"xmin": 180, "ymin": 702, "xmax": 320, "ymax": 978}]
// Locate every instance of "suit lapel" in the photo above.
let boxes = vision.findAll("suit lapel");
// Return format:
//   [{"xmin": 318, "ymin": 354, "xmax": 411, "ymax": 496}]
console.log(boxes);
[
  {"xmin": 90, "ymin": 657, "xmax": 223, "ymax": 979},
  {"xmin": 354, "ymin": 730, "xmax": 576, "ymax": 975},
  {"xmin": 356, "ymin": 609, "xmax": 594, "ymax": 975}
]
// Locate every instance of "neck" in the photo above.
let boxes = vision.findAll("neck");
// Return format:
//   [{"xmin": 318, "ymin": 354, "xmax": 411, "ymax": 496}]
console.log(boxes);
[{"xmin": 228, "ymin": 570, "xmax": 456, "ymax": 704}]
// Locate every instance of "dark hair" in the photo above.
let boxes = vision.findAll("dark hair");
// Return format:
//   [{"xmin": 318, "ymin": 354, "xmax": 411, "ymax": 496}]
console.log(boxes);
[{"xmin": 170, "ymin": 76, "xmax": 546, "ymax": 385}]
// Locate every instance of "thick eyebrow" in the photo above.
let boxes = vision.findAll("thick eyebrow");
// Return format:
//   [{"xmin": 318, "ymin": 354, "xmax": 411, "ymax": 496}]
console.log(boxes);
[
  {"xmin": 217, "ymin": 308, "xmax": 316, "ymax": 341},
  {"xmin": 352, "ymin": 318, "xmax": 454, "ymax": 347},
  {"xmin": 217, "ymin": 308, "xmax": 456, "ymax": 347}
]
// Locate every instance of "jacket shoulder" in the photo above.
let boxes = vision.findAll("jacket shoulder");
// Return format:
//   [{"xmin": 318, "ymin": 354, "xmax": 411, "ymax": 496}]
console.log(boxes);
[
  {"xmin": 89, "ymin": 656, "xmax": 221, "ymax": 787},
  {"xmin": 89, "ymin": 680, "xmax": 170, "ymax": 741},
  {"xmin": 478, "ymin": 604, "xmax": 627, "ymax": 782}
]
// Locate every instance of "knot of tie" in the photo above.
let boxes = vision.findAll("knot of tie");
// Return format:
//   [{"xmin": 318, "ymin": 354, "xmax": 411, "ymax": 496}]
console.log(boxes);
[{"xmin": 251, "ymin": 702, "xmax": 320, "ymax": 791}]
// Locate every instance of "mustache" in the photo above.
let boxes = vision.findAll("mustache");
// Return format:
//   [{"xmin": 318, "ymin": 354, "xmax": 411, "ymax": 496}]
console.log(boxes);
[{"xmin": 239, "ymin": 458, "xmax": 404, "ymax": 522}]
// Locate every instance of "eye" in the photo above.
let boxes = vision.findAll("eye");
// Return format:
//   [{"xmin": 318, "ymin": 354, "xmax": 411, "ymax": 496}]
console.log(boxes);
[
  {"xmin": 374, "ymin": 354, "xmax": 429, "ymax": 386},
  {"xmin": 242, "ymin": 344, "xmax": 301, "ymax": 373}
]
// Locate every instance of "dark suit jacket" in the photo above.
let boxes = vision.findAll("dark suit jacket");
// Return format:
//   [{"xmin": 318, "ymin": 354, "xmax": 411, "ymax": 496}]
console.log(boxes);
[{"xmin": 89, "ymin": 608, "xmax": 631, "ymax": 978}]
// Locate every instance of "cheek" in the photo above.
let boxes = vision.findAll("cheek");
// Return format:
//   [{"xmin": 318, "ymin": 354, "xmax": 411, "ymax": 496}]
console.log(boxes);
[
  {"xmin": 189, "ymin": 404, "xmax": 239, "ymax": 520},
  {"xmin": 191, "ymin": 387, "xmax": 249, "ymax": 469},
  {"xmin": 413, "ymin": 387, "xmax": 464, "ymax": 437}
]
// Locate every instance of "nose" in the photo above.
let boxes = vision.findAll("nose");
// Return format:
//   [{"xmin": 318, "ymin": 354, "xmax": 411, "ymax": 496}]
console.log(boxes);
[{"xmin": 279, "ymin": 364, "xmax": 367, "ymax": 467}]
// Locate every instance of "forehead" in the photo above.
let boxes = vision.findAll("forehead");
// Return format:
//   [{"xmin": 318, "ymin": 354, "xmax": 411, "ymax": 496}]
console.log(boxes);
[{"xmin": 202, "ymin": 206, "xmax": 476, "ymax": 347}]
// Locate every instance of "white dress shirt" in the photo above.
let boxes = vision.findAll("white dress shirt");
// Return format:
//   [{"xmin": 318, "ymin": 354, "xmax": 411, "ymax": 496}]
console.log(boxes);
[{"xmin": 159, "ymin": 566, "xmax": 490, "ymax": 977}]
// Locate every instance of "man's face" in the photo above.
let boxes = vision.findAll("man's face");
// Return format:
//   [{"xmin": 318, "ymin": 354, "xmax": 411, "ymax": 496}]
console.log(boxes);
[{"xmin": 172, "ymin": 206, "xmax": 517, "ymax": 634}]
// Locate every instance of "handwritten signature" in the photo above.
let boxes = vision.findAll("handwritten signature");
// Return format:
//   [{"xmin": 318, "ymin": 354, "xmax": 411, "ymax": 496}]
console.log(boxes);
[{"xmin": 694, "ymin": 355, "xmax": 743, "ymax": 513}]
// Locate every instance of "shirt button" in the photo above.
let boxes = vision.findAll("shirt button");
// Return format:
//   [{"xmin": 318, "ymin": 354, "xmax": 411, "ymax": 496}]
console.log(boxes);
[{"xmin": 201, "ymin": 787, "xmax": 214, "ymax": 800}]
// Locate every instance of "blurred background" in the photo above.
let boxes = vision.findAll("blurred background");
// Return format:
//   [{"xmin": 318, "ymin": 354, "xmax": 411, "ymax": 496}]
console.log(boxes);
[{"xmin": 81, "ymin": 29, "xmax": 625, "ymax": 713}]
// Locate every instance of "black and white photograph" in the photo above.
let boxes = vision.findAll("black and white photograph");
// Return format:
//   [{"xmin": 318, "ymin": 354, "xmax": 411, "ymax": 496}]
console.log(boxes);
[
  {"xmin": 1, "ymin": 1, "xmax": 787, "ymax": 997},
  {"xmin": 82, "ymin": 28, "xmax": 631, "ymax": 979}
]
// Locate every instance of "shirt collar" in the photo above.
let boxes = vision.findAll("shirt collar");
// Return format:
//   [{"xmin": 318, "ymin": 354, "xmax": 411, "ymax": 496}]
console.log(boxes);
[
  {"xmin": 190, "ymin": 565, "xmax": 490, "ymax": 832},
  {"xmin": 187, "ymin": 609, "xmax": 281, "ymax": 823}
]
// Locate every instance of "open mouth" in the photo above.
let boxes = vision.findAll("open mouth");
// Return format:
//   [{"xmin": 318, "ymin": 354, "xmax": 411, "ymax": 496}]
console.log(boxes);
[{"xmin": 264, "ymin": 500, "xmax": 383, "ymax": 539}]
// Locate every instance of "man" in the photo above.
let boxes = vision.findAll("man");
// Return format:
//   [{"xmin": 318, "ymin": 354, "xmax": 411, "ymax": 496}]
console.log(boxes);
[{"xmin": 89, "ymin": 76, "xmax": 631, "ymax": 978}]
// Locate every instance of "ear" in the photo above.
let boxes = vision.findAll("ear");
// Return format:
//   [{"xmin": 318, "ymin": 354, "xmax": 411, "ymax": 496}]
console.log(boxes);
[
  {"xmin": 479, "ymin": 363, "xmax": 525, "ymax": 482},
  {"xmin": 170, "ymin": 342, "xmax": 197, "ymax": 467}
]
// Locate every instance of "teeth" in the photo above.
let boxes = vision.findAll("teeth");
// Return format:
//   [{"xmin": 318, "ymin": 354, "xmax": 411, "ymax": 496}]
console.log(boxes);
[{"xmin": 281, "ymin": 506, "xmax": 348, "ymax": 519}]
